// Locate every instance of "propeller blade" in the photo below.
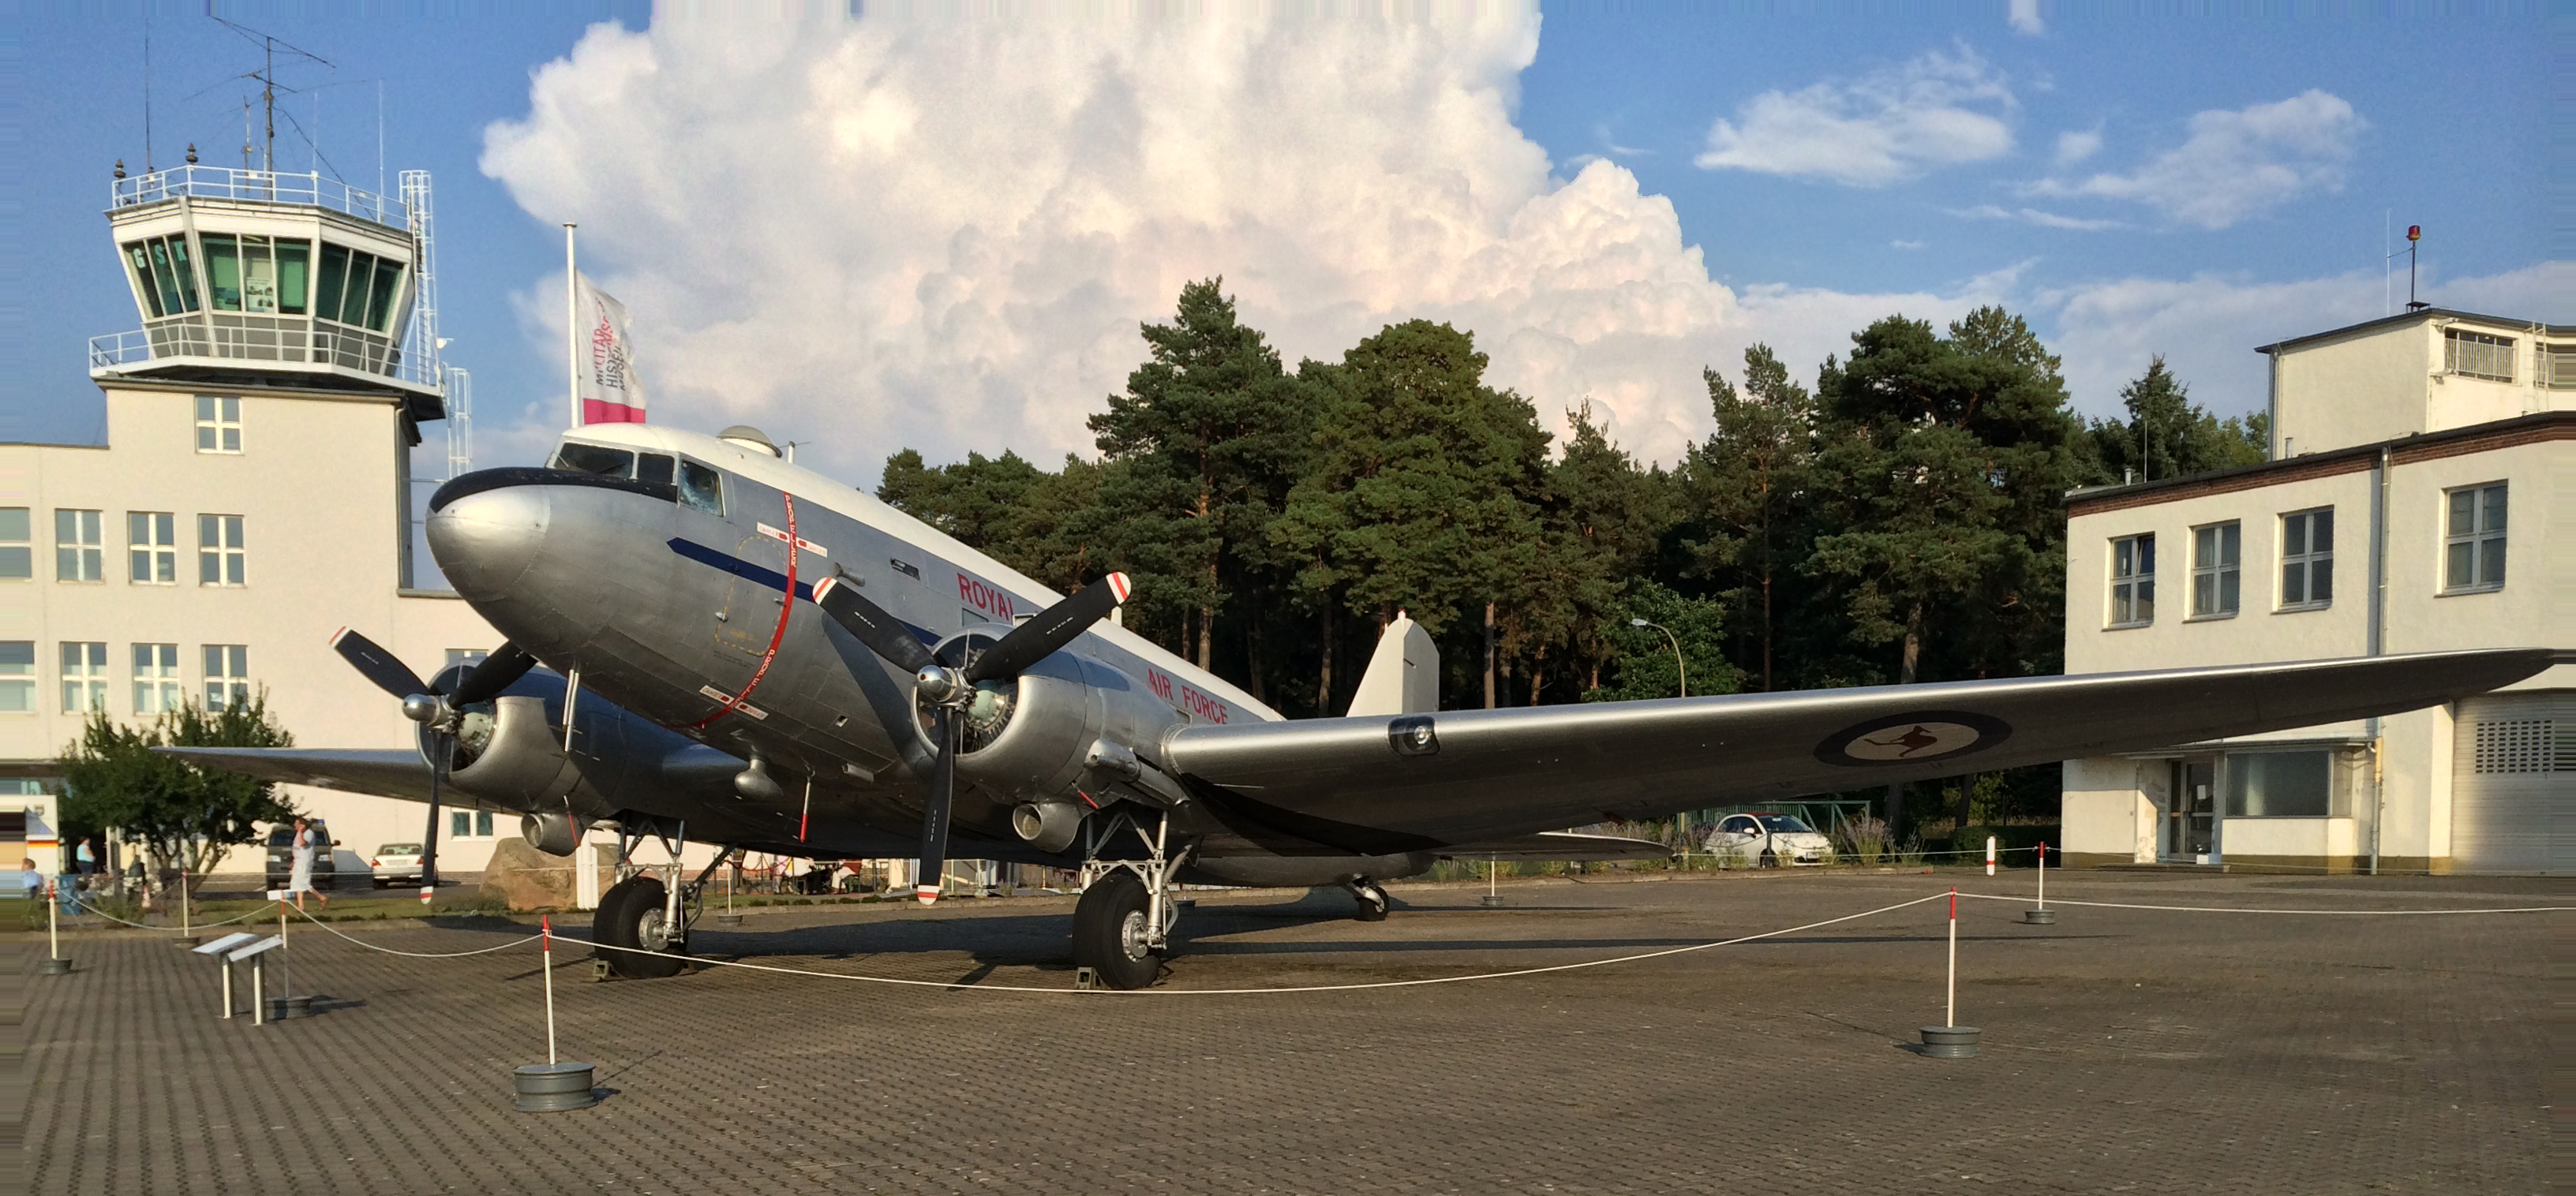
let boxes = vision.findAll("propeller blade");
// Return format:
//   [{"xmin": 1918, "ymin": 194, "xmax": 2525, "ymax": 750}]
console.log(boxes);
[
  {"xmin": 964, "ymin": 572, "xmax": 1130, "ymax": 684},
  {"xmin": 331, "ymin": 626, "xmax": 432, "ymax": 699},
  {"xmin": 419, "ymin": 733, "xmax": 444, "ymax": 904},
  {"xmin": 448, "ymin": 643, "xmax": 537, "ymax": 707},
  {"xmin": 813, "ymin": 575, "xmax": 937, "ymax": 675},
  {"xmin": 915, "ymin": 706, "xmax": 955, "ymax": 906}
]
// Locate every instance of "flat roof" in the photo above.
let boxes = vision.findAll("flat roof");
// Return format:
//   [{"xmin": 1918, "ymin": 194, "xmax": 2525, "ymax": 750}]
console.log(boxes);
[
  {"xmin": 2064, "ymin": 410, "xmax": 2571, "ymax": 518},
  {"xmin": 2255, "ymin": 308, "xmax": 2571, "ymax": 356}
]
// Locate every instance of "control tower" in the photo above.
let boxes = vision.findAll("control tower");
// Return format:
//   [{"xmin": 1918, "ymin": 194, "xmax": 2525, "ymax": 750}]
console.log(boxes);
[{"xmin": 88, "ymin": 159, "xmax": 447, "ymax": 430}]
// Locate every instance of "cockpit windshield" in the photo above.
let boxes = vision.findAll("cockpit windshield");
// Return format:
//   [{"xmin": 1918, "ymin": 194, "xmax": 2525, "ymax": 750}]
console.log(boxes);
[{"xmin": 552, "ymin": 442, "xmax": 635, "ymax": 478}]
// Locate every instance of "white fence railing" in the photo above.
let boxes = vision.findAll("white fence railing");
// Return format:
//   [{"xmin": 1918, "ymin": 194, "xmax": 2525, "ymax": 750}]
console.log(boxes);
[
  {"xmin": 90, "ymin": 317, "xmax": 440, "ymax": 390},
  {"xmin": 110, "ymin": 165, "xmax": 408, "ymax": 228}
]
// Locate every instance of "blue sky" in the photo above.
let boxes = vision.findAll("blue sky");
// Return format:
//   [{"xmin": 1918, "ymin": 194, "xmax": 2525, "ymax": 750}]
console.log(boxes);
[{"xmin": 7, "ymin": 4, "xmax": 2554, "ymax": 483}]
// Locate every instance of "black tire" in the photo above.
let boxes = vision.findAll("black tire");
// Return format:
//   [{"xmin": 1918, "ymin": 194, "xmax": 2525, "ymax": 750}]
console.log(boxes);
[
  {"xmin": 1758, "ymin": 847, "xmax": 1778, "ymax": 869},
  {"xmin": 1352, "ymin": 883, "xmax": 1391, "ymax": 922},
  {"xmin": 1072, "ymin": 871, "xmax": 1159, "ymax": 990},
  {"xmin": 596, "ymin": 876, "xmax": 688, "ymax": 980},
  {"xmin": 372, "ymin": 878, "xmax": 389, "ymax": 889}
]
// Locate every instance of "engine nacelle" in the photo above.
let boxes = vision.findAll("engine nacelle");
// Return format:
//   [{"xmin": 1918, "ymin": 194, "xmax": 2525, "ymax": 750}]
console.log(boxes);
[
  {"xmin": 521, "ymin": 811, "xmax": 586, "ymax": 856},
  {"xmin": 954, "ymin": 651, "xmax": 1181, "ymax": 810},
  {"xmin": 442, "ymin": 695, "xmax": 583, "ymax": 810}
]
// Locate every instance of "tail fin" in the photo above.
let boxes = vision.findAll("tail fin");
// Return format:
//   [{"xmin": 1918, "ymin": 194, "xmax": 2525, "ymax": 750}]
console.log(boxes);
[{"xmin": 1345, "ymin": 612, "xmax": 1438, "ymax": 716}]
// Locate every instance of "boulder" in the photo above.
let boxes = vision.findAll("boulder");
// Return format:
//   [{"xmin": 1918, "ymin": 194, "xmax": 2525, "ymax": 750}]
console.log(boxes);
[{"xmin": 479, "ymin": 836, "xmax": 580, "ymax": 911}]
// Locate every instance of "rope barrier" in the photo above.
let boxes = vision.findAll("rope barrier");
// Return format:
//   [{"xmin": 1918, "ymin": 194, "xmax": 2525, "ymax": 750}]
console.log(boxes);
[
  {"xmin": 72, "ymin": 895, "xmax": 265, "ymax": 930},
  {"xmin": 571, "ymin": 891, "xmax": 1955, "ymax": 996},
  {"xmin": 1954, "ymin": 891, "xmax": 2574, "ymax": 916},
  {"xmin": 287, "ymin": 904, "xmax": 544, "ymax": 957}
]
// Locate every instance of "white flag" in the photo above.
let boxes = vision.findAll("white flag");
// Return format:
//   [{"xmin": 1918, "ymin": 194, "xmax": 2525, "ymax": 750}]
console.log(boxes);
[{"xmin": 575, "ymin": 272, "xmax": 646, "ymax": 424}]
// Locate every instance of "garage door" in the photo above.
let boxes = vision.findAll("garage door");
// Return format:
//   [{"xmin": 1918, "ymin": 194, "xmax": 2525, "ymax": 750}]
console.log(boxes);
[{"xmin": 2449, "ymin": 691, "xmax": 2572, "ymax": 875}]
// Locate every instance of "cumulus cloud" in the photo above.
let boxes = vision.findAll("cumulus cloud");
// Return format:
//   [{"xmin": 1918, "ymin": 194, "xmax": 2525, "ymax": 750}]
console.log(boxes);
[
  {"xmin": 481, "ymin": 9, "xmax": 1747, "ymax": 477},
  {"xmin": 2008, "ymin": 0, "xmax": 2045, "ymax": 36},
  {"xmin": 1693, "ymin": 48, "xmax": 2016, "ymax": 187},
  {"xmin": 2029, "ymin": 91, "xmax": 2364, "ymax": 229}
]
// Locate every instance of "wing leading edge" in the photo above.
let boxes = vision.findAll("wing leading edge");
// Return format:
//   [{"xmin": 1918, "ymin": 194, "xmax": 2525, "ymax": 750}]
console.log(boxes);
[
  {"xmin": 156, "ymin": 748, "xmax": 439, "ymax": 804},
  {"xmin": 1163, "ymin": 648, "xmax": 2559, "ymax": 854}
]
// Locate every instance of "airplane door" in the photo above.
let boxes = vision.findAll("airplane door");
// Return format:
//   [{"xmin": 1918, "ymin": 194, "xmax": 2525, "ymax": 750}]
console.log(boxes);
[{"xmin": 711, "ymin": 525, "xmax": 776, "ymax": 661}]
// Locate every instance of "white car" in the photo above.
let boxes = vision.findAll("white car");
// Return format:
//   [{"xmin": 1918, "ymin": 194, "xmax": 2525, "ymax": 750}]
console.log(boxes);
[
  {"xmin": 369, "ymin": 843, "xmax": 425, "ymax": 888},
  {"xmin": 1703, "ymin": 813, "xmax": 1833, "ymax": 866}
]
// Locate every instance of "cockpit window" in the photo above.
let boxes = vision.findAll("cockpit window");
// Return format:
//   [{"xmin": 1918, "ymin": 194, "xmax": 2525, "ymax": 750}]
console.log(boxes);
[
  {"xmin": 635, "ymin": 454, "xmax": 676, "ymax": 487},
  {"xmin": 552, "ymin": 442, "xmax": 635, "ymax": 478},
  {"xmin": 678, "ymin": 460, "xmax": 724, "ymax": 515}
]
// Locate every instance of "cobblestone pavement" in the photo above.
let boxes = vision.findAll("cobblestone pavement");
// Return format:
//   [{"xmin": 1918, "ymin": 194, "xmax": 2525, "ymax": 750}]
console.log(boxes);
[{"xmin": 25, "ymin": 869, "xmax": 2564, "ymax": 1194}]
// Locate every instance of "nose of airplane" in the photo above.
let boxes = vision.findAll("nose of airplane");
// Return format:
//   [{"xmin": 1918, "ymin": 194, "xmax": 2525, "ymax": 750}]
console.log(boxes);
[{"xmin": 428, "ymin": 482, "xmax": 550, "ymax": 602}]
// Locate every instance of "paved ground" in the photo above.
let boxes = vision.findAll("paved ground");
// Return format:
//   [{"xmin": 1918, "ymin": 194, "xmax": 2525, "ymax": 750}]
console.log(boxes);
[{"xmin": 24, "ymin": 868, "xmax": 2565, "ymax": 1194}]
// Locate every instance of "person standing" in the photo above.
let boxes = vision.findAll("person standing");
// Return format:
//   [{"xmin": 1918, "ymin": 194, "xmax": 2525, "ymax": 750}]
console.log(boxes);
[{"xmin": 287, "ymin": 817, "xmax": 329, "ymax": 912}]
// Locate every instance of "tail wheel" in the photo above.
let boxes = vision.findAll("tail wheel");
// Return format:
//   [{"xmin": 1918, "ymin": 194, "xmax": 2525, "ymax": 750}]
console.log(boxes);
[
  {"xmin": 1352, "ymin": 882, "xmax": 1391, "ymax": 922},
  {"xmin": 595, "ymin": 875, "xmax": 688, "ymax": 980},
  {"xmin": 1073, "ymin": 871, "xmax": 1160, "ymax": 990}
]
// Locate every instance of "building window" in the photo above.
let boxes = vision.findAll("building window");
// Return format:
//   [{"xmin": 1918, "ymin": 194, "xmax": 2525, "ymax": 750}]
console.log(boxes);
[
  {"xmin": 204, "ymin": 645, "xmax": 250, "ymax": 710},
  {"xmin": 129, "ymin": 512, "xmax": 177, "ymax": 584},
  {"xmin": 196, "ymin": 396, "xmax": 243, "ymax": 453},
  {"xmin": 2222, "ymin": 750, "xmax": 2332, "ymax": 818},
  {"xmin": 0, "ymin": 508, "xmax": 28, "ymax": 581},
  {"xmin": 61, "ymin": 643, "xmax": 108, "ymax": 714},
  {"xmin": 2190, "ymin": 521, "xmax": 2241, "ymax": 618},
  {"xmin": 0, "ymin": 642, "xmax": 33, "ymax": 713},
  {"xmin": 2109, "ymin": 534, "xmax": 2155, "ymax": 627},
  {"xmin": 132, "ymin": 643, "xmax": 181, "ymax": 715},
  {"xmin": 55, "ymin": 510, "xmax": 105, "ymax": 582},
  {"xmin": 2278, "ymin": 508, "xmax": 2333, "ymax": 610},
  {"xmin": 198, "ymin": 515, "xmax": 245, "ymax": 586},
  {"xmin": 448, "ymin": 809, "xmax": 495, "ymax": 839},
  {"xmin": 2443, "ymin": 483, "xmax": 2507, "ymax": 593},
  {"xmin": 2543, "ymin": 343, "xmax": 2576, "ymax": 390},
  {"xmin": 2443, "ymin": 329, "xmax": 2515, "ymax": 383}
]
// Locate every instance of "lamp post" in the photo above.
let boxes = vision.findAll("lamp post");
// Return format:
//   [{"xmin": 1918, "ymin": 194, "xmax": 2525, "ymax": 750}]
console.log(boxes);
[{"xmin": 1629, "ymin": 618, "xmax": 1685, "ymax": 698}]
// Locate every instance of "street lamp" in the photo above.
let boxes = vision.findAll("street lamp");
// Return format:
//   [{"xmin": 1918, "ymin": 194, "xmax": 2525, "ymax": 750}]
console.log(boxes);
[{"xmin": 1629, "ymin": 618, "xmax": 1686, "ymax": 698}]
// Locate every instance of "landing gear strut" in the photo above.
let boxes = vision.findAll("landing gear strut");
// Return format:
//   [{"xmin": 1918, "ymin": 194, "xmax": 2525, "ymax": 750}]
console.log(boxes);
[
  {"xmin": 593, "ymin": 824, "xmax": 731, "ymax": 980},
  {"xmin": 1072, "ymin": 813, "xmax": 1188, "ymax": 990},
  {"xmin": 1346, "ymin": 880, "xmax": 1391, "ymax": 922}
]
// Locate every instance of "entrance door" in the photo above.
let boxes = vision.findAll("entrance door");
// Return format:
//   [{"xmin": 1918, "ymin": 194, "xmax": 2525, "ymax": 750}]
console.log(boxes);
[{"xmin": 2166, "ymin": 759, "xmax": 2216, "ymax": 861}]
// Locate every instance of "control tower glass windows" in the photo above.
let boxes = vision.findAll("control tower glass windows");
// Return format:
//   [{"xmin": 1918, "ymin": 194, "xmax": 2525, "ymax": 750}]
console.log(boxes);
[
  {"xmin": 313, "ymin": 244, "xmax": 406, "ymax": 333},
  {"xmin": 197, "ymin": 396, "xmax": 242, "ymax": 453},
  {"xmin": 122, "ymin": 235, "xmax": 201, "ymax": 318},
  {"xmin": 128, "ymin": 512, "xmax": 177, "ymax": 584},
  {"xmin": 200, "ymin": 235, "xmax": 312, "ymax": 314},
  {"xmin": 54, "ymin": 510, "xmax": 103, "ymax": 582},
  {"xmin": 0, "ymin": 508, "xmax": 27, "ymax": 581}
]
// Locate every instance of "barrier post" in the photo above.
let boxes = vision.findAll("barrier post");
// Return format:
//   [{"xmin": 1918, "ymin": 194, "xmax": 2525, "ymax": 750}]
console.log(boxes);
[
  {"xmin": 542, "ymin": 915, "xmax": 558, "ymax": 1064},
  {"xmin": 40, "ymin": 878, "xmax": 73, "ymax": 974},
  {"xmin": 177, "ymin": 865, "xmax": 195, "ymax": 946},
  {"xmin": 2024, "ymin": 843, "xmax": 2056, "ymax": 925},
  {"xmin": 1919, "ymin": 887, "xmax": 1980, "ymax": 1057},
  {"xmin": 1481, "ymin": 855, "xmax": 1503, "ymax": 907},
  {"xmin": 1985, "ymin": 836, "xmax": 1998, "ymax": 876},
  {"xmin": 515, "ymin": 914, "xmax": 599, "ymax": 1112}
]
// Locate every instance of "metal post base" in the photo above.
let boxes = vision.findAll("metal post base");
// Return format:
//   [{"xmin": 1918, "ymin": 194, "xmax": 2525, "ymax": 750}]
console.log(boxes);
[
  {"xmin": 714, "ymin": 914, "xmax": 743, "ymax": 926},
  {"xmin": 267, "ymin": 995, "xmax": 313, "ymax": 1021},
  {"xmin": 2021, "ymin": 909, "xmax": 2057, "ymax": 925},
  {"xmin": 173, "ymin": 936, "xmax": 200, "ymax": 947},
  {"xmin": 1479, "ymin": 895, "xmax": 1506, "ymax": 908},
  {"xmin": 514, "ymin": 1062, "xmax": 601, "ymax": 1112},
  {"xmin": 1919, "ymin": 1026, "xmax": 1982, "ymax": 1059},
  {"xmin": 39, "ymin": 956, "xmax": 73, "ymax": 975}
]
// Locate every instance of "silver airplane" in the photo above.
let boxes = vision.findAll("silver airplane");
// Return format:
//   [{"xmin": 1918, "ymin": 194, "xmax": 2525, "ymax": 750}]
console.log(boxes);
[{"xmin": 173, "ymin": 422, "xmax": 2557, "ymax": 988}]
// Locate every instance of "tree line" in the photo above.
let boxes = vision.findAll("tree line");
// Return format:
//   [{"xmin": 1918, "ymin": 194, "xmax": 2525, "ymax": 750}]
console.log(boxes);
[{"xmin": 882, "ymin": 280, "xmax": 2266, "ymax": 832}]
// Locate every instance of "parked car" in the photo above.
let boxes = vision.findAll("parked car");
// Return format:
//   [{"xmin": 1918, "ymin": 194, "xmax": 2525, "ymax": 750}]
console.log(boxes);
[
  {"xmin": 1703, "ymin": 813, "xmax": 1834, "ymax": 866},
  {"xmin": 263, "ymin": 820, "xmax": 338, "ymax": 890},
  {"xmin": 369, "ymin": 843, "xmax": 425, "ymax": 888}
]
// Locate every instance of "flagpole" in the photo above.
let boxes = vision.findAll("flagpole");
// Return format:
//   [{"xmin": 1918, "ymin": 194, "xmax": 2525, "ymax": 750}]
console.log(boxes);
[{"xmin": 564, "ymin": 222, "xmax": 578, "ymax": 429}]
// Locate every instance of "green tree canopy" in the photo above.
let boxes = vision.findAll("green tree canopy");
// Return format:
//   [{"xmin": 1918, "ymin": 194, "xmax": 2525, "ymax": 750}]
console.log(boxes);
[{"xmin": 58, "ymin": 696, "xmax": 298, "ymax": 886}]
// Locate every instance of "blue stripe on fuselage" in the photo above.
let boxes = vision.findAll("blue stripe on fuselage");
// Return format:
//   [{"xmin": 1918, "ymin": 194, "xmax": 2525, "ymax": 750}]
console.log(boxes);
[{"xmin": 665, "ymin": 537, "xmax": 939, "ymax": 645}]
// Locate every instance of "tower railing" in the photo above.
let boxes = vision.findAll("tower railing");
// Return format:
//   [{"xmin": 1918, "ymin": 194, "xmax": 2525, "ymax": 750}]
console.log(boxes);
[{"xmin": 110, "ymin": 165, "xmax": 408, "ymax": 229}]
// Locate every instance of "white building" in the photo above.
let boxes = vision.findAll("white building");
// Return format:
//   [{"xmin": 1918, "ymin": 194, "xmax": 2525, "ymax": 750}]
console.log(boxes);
[
  {"xmin": 0, "ymin": 164, "xmax": 505, "ymax": 880},
  {"xmin": 2059, "ymin": 308, "xmax": 2570, "ymax": 874}
]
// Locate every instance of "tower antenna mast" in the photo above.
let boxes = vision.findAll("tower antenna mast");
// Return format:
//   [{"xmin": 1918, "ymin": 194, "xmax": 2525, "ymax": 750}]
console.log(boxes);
[{"xmin": 208, "ymin": 15, "xmax": 331, "ymax": 176}]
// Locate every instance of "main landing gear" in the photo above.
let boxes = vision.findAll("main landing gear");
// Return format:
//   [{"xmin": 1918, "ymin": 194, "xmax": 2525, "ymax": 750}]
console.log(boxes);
[
  {"xmin": 593, "ymin": 824, "xmax": 732, "ymax": 980},
  {"xmin": 1072, "ymin": 813, "xmax": 1189, "ymax": 990}
]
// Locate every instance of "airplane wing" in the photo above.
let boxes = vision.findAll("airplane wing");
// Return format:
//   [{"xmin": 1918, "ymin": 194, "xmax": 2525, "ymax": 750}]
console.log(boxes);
[
  {"xmin": 157, "ymin": 748, "xmax": 439, "ymax": 804},
  {"xmin": 1162, "ymin": 648, "xmax": 2559, "ymax": 854}
]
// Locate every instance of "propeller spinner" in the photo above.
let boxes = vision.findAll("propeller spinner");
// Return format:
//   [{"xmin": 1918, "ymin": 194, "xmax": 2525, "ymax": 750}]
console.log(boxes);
[
  {"xmin": 330, "ymin": 629, "xmax": 537, "ymax": 903},
  {"xmin": 814, "ymin": 572, "xmax": 1131, "ymax": 905}
]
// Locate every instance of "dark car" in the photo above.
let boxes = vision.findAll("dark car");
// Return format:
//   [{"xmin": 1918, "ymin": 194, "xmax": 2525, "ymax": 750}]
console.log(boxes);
[{"xmin": 264, "ymin": 821, "xmax": 338, "ymax": 891}]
